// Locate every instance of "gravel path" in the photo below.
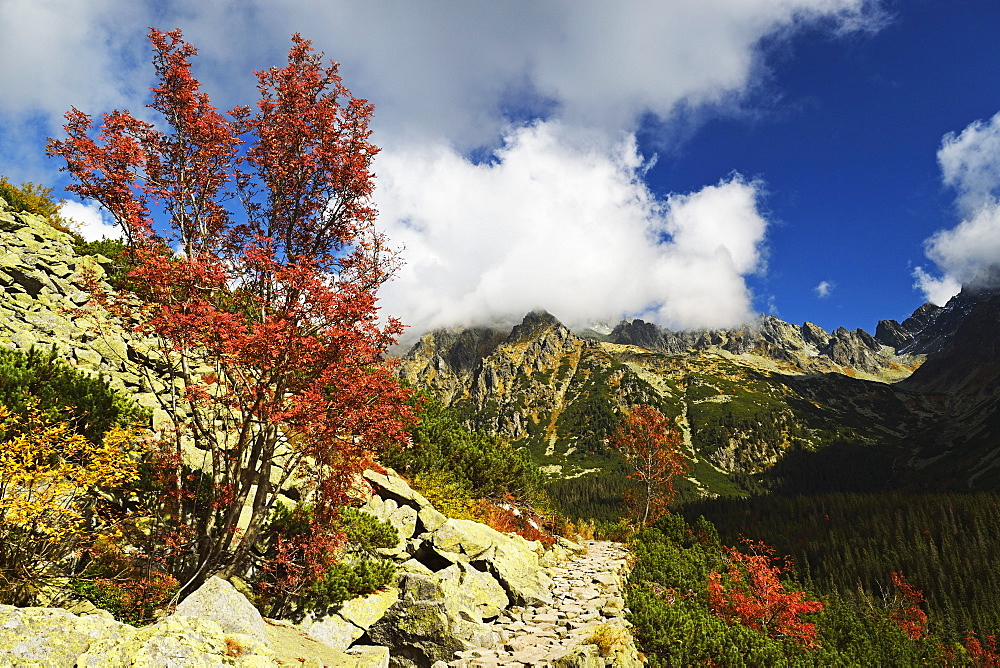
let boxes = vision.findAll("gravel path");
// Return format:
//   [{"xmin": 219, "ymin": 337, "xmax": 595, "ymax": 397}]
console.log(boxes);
[{"xmin": 434, "ymin": 540, "xmax": 641, "ymax": 668}]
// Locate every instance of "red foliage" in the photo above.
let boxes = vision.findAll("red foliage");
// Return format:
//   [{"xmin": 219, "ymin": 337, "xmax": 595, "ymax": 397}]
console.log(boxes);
[
  {"xmin": 964, "ymin": 632, "xmax": 1000, "ymax": 667},
  {"xmin": 889, "ymin": 571, "xmax": 928, "ymax": 640},
  {"xmin": 48, "ymin": 28, "xmax": 413, "ymax": 593},
  {"xmin": 475, "ymin": 498, "xmax": 556, "ymax": 547},
  {"xmin": 610, "ymin": 405, "xmax": 688, "ymax": 526},
  {"xmin": 708, "ymin": 539, "xmax": 824, "ymax": 648}
]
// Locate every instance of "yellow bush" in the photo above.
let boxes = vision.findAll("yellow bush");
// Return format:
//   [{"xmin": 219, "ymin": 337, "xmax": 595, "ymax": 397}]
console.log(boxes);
[
  {"xmin": 409, "ymin": 469, "xmax": 477, "ymax": 520},
  {"xmin": 0, "ymin": 406, "xmax": 143, "ymax": 604},
  {"xmin": 0, "ymin": 176, "xmax": 76, "ymax": 235}
]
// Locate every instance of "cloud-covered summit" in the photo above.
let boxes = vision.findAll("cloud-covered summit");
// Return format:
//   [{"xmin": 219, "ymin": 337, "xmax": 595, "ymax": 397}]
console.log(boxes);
[{"xmin": 377, "ymin": 123, "xmax": 769, "ymax": 334}]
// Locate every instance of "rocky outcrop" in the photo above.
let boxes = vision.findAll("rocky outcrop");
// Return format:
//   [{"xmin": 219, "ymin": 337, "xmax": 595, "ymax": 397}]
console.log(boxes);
[
  {"xmin": 0, "ymin": 564, "xmax": 390, "ymax": 667},
  {"xmin": 356, "ymin": 469, "xmax": 565, "ymax": 666}
]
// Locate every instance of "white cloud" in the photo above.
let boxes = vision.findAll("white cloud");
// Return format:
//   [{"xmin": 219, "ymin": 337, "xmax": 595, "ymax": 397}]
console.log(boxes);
[
  {"xmin": 938, "ymin": 111, "xmax": 1000, "ymax": 216},
  {"xmin": 377, "ymin": 122, "xmax": 768, "ymax": 333},
  {"xmin": 59, "ymin": 201, "xmax": 122, "ymax": 242},
  {"xmin": 815, "ymin": 280, "xmax": 834, "ymax": 298},
  {"xmin": 0, "ymin": 0, "xmax": 884, "ymax": 330},
  {"xmin": 915, "ymin": 112, "xmax": 1000, "ymax": 305},
  {"xmin": 220, "ymin": 0, "xmax": 882, "ymax": 151},
  {"xmin": 912, "ymin": 267, "xmax": 961, "ymax": 307},
  {"xmin": 0, "ymin": 1, "xmax": 882, "ymax": 167}
]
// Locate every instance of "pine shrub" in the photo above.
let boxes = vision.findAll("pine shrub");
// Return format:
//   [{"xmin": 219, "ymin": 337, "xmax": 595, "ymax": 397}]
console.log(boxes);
[{"xmin": 0, "ymin": 346, "xmax": 147, "ymax": 444}]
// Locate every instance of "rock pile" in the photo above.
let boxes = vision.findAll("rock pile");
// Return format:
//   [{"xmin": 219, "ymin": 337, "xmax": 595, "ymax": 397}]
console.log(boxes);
[
  {"xmin": 0, "ymin": 469, "xmax": 640, "ymax": 667},
  {"xmin": 0, "ymin": 198, "xmax": 180, "ymax": 431}
]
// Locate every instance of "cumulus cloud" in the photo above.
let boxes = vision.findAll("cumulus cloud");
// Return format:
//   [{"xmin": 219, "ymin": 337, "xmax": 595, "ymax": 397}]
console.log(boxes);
[
  {"xmin": 1, "ymin": 1, "xmax": 882, "ymax": 166},
  {"xmin": 59, "ymin": 201, "xmax": 122, "ymax": 242},
  {"xmin": 815, "ymin": 280, "xmax": 834, "ymax": 298},
  {"xmin": 914, "ymin": 111, "xmax": 1000, "ymax": 305},
  {"xmin": 937, "ymin": 112, "xmax": 1000, "ymax": 216},
  {"xmin": 0, "ymin": 0, "xmax": 884, "ymax": 329},
  {"xmin": 223, "ymin": 0, "xmax": 883, "ymax": 151},
  {"xmin": 377, "ymin": 122, "xmax": 768, "ymax": 333}
]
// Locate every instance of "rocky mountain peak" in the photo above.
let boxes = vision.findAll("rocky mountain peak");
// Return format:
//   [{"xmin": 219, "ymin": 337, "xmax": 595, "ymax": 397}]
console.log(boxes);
[
  {"xmin": 800, "ymin": 321, "xmax": 831, "ymax": 349},
  {"xmin": 508, "ymin": 309, "xmax": 565, "ymax": 343}
]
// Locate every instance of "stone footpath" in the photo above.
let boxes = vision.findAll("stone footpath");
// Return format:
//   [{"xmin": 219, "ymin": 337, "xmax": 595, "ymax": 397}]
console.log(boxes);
[{"xmin": 434, "ymin": 541, "xmax": 641, "ymax": 668}]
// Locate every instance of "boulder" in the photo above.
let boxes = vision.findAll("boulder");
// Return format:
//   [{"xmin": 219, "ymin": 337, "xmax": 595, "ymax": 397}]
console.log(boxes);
[
  {"xmin": 429, "ymin": 518, "xmax": 500, "ymax": 560},
  {"xmin": 299, "ymin": 614, "xmax": 364, "ymax": 652},
  {"xmin": 552, "ymin": 644, "xmax": 605, "ymax": 668},
  {"xmin": 174, "ymin": 576, "xmax": 269, "ymax": 645},
  {"xmin": 346, "ymin": 645, "xmax": 391, "ymax": 668},
  {"xmin": 75, "ymin": 615, "xmax": 274, "ymax": 667},
  {"xmin": 362, "ymin": 470, "xmax": 448, "ymax": 535},
  {"xmin": 335, "ymin": 586, "xmax": 401, "ymax": 630},
  {"xmin": 367, "ymin": 572, "xmax": 499, "ymax": 667},
  {"xmin": 437, "ymin": 563, "xmax": 508, "ymax": 623},
  {"xmin": 360, "ymin": 496, "xmax": 418, "ymax": 555},
  {"xmin": 363, "ymin": 469, "xmax": 433, "ymax": 509},
  {"xmin": 0, "ymin": 605, "xmax": 129, "ymax": 667},
  {"xmin": 299, "ymin": 586, "xmax": 399, "ymax": 652}
]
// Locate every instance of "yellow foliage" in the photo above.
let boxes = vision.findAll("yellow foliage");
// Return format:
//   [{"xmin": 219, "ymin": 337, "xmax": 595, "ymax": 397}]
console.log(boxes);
[
  {"xmin": 575, "ymin": 518, "xmax": 596, "ymax": 540},
  {"xmin": 409, "ymin": 470, "xmax": 478, "ymax": 520},
  {"xmin": 0, "ymin": 406, "xmax": 144, "ymax": 604},
  {"xmin": 0, "ymin": 176, "xmax": 76, "ymax": 235}
]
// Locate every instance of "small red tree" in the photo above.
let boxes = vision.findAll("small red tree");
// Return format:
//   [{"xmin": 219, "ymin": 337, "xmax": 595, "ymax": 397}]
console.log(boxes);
[
  {"xmin": 48, "ymin": 28, "xmax": 412, "ymax": 594},
  {"xmin": 889, "ymin": 571, "xmax": 928, "ymax": 640},
  {"xmin": 610, "ymin": 404, "xmax": 688, "ymax": 526},
  {"xmin": 708, "ymin": 539, "xmax": 824, "ymax": 648}
]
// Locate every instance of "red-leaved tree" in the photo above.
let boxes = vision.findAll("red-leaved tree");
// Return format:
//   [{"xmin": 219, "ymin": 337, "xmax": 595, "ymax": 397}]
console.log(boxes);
[
  {"xmin": 889, "ymin": 571, "xmax": 928, "ymax": 640},
  {"xmin": 611, "ymin": 404, "xmax": 688, "ymax": 526},
  {"xmin": 48, "ymin": 28, "xmax": 412, "ymax": 595},
  {"xmin": 708, "ymin": 539, "xmax": 824, "ymax": 648}
]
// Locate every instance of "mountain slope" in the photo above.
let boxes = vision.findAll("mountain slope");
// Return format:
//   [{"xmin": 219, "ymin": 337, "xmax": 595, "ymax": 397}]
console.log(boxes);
[{"xmin": 398, "ymin": 289, "xmax": 1000, "ymax": 512}]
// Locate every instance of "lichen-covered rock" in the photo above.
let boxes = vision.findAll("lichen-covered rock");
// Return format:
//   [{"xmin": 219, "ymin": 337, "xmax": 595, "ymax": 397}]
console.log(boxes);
[
  {"xmin": 0, "ymin": 605, "xmax": 129, "ymax": 667},
  {"xmin": 299, "ymin": 614, "xmax": 365, "ymax": 652},
  {"xmin": 361, "ymin": 470, "xmax": 447, "ymax": 536},
  {"xmin": 360, "ymin": 496, "xmax": 418, "ymax": 555},
  {"xmin": 423, "ymin": 518, "xmax": 553, "ymax": 607},
  {"xmin": 335, "ymin": 586, "xmax": 400, "ymax": 630},
  {"xmin": 437, "ymin": 563, "xmax": 508, "ymax": 623},
  {"xmin": 552, "ymin": 644, "xmax": 604, "ymax": 668},
  {"xmin": 366, "ymin": 573, "xmax": 499, "ymax": 668},
  {"xmin": 298, "ymin": 585, "xmax": 398, "ymax": 652},
  {"xmin": 363, "ymin": 469, "xmax": 433, "ymax": 509},
  {"xmin": 429, "ymin": 519, "xmax": 500, "ymax": 560},
  {"xmin": 174, "ymin": 576, "xmax": 269, "ymax": 645},
  {"xmin": 75, "ymin": 615, "xmax": 274, "ymax": 667}
]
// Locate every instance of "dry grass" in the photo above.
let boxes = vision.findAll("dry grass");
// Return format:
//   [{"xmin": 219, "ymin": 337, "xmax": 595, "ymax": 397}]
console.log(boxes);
[
  {"xmin": 585, "ymin": 623, "xmax": 631, "ymax": 657},
  {"xmin": 224, "ymin": 635, "xmax": 247, "ymax": 658}
]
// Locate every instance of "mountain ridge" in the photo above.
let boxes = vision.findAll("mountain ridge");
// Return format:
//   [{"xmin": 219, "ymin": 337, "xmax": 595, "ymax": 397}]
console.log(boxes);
[{"xmin": 396, "ymin": 291, "xmax": 1000, "ymax": 508}]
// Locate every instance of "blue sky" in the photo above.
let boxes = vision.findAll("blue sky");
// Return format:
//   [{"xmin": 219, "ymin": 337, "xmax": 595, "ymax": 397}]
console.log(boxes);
[
  {"xmin": 2, "ymin": 1, "xmax": 1000, "ymax": 337},
  {"xmin": 655, "ymin": 0, "xmax": 1000, "ymax": 332}
]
